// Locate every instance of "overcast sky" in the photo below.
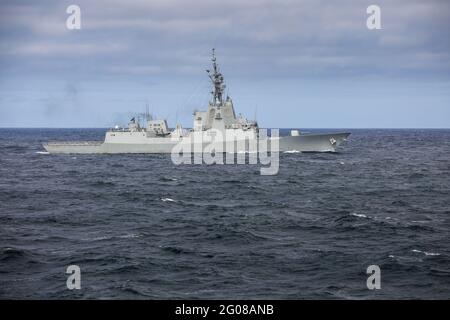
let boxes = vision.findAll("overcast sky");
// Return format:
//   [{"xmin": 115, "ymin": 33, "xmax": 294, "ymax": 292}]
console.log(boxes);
[{"xmin": 1, "ymin": 0, "xmax": 449, "ymax": 128}]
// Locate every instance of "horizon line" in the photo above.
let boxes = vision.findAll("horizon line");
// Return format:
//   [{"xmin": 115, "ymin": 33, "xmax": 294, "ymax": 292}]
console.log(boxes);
[{"xmin": 1, "ymin": 127, "xmax": 450, "ymax": 130}]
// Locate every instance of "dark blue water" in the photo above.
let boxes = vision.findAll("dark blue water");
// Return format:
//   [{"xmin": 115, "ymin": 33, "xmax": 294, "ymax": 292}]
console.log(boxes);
[{"xmin": 0, "ymin": 128, "xmax": 449, "ymax": 299}]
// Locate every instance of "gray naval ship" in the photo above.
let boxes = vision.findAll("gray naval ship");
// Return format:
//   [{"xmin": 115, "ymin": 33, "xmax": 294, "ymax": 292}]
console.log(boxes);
[{"xmin": 43, "ymin": 49, "xmax": 350, "ymax": 154}]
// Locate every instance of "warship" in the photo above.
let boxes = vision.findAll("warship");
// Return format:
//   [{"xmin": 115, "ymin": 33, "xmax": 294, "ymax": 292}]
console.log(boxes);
[{"xmin": 43, "ymin": 49, "xmax": 350, "ymax": 154}]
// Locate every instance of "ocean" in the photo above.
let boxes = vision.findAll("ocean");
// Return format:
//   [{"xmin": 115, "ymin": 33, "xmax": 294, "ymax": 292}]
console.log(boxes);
[{"xmin": 0, "ymin": 128, "xmax": 449, "ymax": 299}]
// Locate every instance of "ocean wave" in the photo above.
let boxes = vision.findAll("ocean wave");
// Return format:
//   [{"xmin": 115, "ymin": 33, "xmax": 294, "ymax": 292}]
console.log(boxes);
[
  {"xmin": 159, "ymin": 177, "xmax": 178, "ymax": 182},
  {"xmin": 350, "ymin": 213, "xmax": 367, "ymax": 218},
  {"xmin": 0, "ymin": 247, "xmax": 29, "ymax": 261},
  {"xmin": 411, "ymin": 249, "xmax": 441, "ymax": 256},
  {"xmin": 159, "ymin": 245, "xmax": 193, "ymax": 255},
  {"xmin": 2, "ymin": 128, "xmax": 450, "ymax": 299},
  {"xmin": 0, "ymin": 247, "xmax": 42, "ymax": 265},
  {"xmin": 82, "ymin": 233, "xmax": 141, "ymax": 242},
  {"xmin": 118, "ymin": 233, "xmax": 140, "ymax": 239},
  {"xmin": 90, "ymin": 180, "xmax": 115, "ymax": 187}
]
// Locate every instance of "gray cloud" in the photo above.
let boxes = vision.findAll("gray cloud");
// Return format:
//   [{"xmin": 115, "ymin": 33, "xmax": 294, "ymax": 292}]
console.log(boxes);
[
  {"xmin": 1, "ymin": 0, "xmax": 449, "ymax": 78},
  {"xmin": 0, "ymin": 0, "xmax": 449, "ymax": 127}
]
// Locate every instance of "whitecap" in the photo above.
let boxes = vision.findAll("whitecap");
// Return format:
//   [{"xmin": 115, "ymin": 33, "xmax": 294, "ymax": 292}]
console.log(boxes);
[
  {"xmin": 424, "ymin": 252, "xmax": 441, "ymax": 256},
  {"xmin": 284, "ymin": 150, "xmax": 301, "ymax": 153},
  {"xmin": 161, "ymin": 197, "xmax": 176, "ymax": 202},
  {"xmin": 350, "ymin": 213, "xmax": 367, "ymax": 218},
  {"xmin": 83, "ymin": 233, "xmax": 140, "ymax": 241},
  {"xmin": 412, "ymin": 249, "xmax": 440, "ymax": 256},
  {"xmin": 36, "ymin": 151, "xmax": 50, "ymax": 155},
  {"xmin": 118, "ymin": 233, "xmax": 140, "ymax": 239},
  {"xmin": 82, "ymin": 235, "xmax": 111, "ymax": 241}
]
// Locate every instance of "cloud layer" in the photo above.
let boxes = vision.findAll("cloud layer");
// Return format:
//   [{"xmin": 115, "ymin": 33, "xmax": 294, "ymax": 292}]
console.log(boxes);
[{"xmin": 0, "ymin": 0, "xmax": 449, "ymax": 127}]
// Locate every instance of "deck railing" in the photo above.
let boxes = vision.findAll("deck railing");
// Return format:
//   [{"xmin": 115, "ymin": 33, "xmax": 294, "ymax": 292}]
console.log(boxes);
[{"xmin": 44, "ymin": 141, "xmax": 103, "ymax": 146}]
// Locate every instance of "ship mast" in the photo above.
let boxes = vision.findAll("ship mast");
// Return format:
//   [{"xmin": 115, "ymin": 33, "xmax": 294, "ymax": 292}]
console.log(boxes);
[{"xmin": 206, "ymin": 48, "xmax": 226, "ymax": 106}]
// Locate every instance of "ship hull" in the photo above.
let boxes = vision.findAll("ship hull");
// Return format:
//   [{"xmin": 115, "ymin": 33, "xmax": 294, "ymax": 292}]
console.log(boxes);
[
  {"xmin": 278, "ymin": 132, "xmax": 350, "ymax": 152},
  {"xmin": 43, "ymin": 132, "xmax": 350, "ymax": 154}
]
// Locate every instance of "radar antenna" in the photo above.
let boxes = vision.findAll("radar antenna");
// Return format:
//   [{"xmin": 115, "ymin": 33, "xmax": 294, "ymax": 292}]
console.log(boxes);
[{"xmin": 206, "ymin": 48, "xmax": 226, "ymax": 106}]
